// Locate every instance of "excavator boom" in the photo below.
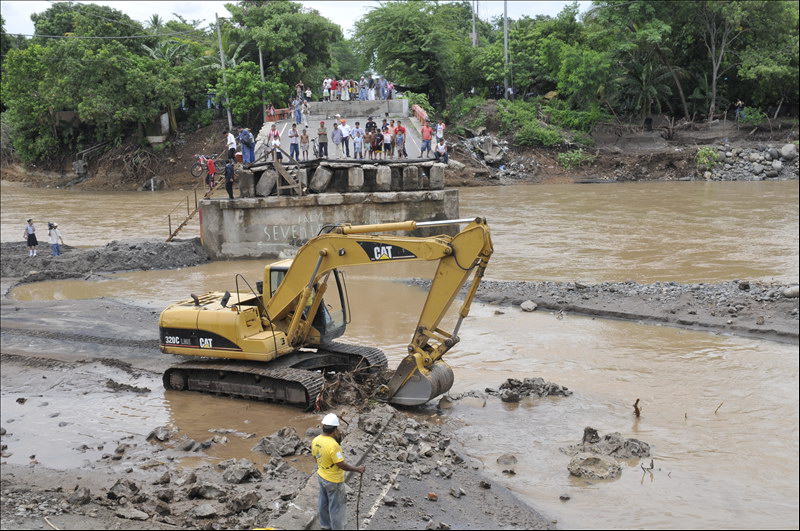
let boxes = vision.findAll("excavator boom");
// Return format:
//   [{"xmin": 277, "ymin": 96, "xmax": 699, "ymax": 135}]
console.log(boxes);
[
  {"xmin": 159, "ymin": 217, "xmax": 493, "ymax": 407},
  {"xmin": 265, "ymin": 217, "xmax": 493, "ymax": 405}
]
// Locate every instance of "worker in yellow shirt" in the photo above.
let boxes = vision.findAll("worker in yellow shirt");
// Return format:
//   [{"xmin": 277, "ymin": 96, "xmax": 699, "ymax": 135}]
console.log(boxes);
[{"xmin": 311, "ymin": 413, "xmax": 366, "ymax": 530}]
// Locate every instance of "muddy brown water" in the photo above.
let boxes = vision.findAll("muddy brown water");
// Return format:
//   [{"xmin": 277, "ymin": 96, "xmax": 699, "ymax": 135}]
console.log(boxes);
[{"xmin": 2, "ymin": 179, "xmax": 798, "ymax": 528}]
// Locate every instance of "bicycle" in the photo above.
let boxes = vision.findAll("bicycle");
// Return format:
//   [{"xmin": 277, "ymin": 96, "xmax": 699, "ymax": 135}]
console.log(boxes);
[{"xmin": 190, "ymin": 154, "xmax": 224, "ymax": 178}]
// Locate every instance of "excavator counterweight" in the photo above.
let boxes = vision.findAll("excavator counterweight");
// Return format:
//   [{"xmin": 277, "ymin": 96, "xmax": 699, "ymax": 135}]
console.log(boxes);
[{"xmin": 158, "ymin": 217, "xmax": 493, "ymax": 408}]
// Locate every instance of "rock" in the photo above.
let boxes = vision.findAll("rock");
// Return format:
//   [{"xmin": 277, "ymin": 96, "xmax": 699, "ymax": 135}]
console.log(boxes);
[
  {"xmin": 520, "ymin": 300, "xmax": 537, "ymax": 312},
  {"xmin": 304, "ymin": 427, "xmax": 322, "ymax": 438},
  {"xmin": 479, "ymin": 480, "xmax": 491, "ymax": 489},
  {"xmin": 568, "ymin": 453, "xmax": 622, "ymax": 480},
  {"xmin": 783, "ymin": 286, "xmax": 799, "ymax": 298},
  {"xmin": 703, "ymin": 171, "xmax": 712, "ymax": 180},
  {"xmin": 427, "ymin": 492, "xmax": 438, "ymax": 502},
  {"xmin": 780, "ymin": 143, "xmax": 797, "ymax": 160},
  {"xmin": 737, "ymin": 280, "xmax": 750, "ymax": 290},
  {"xmin": 178, "ymin": 438, "xmax": 199, "ymax": 452},
  {"xmin": 187, "ymin": 483, "xmax": 225, "ymax": 500},
  {"xmin": 146, "ymin": 426, "xmax": 171, "ymax": 442},
  {"xmin": 228, "ymin": 491, "xmax": 261, "ymax": 513},
  {"xmin": 0, "ymin": 427, "xmax": 5, "ymax": 436},
  {"xmin": 67, "ymin": 487, "xmax": 91, "ymax": 505},
  {"xmin": 403, "ymin": 429, "xmax": 420, "ymax": 443},
  {"xmin": 563, "ymin": 428, "xmax": 650, "ymax": 458},
  {"xmin": 174, "ymin": 472, "xmax": 197, "ymax": 486},
  {"xmin": 155, "ymin": 489, "xmax": 174, "ymax": 503},
  {"xmin": 253, "ymin": 426, "xmax": 304, "ymax": 457},
  {"xmin": 766, "ymin": 169, "xmax": 779, "ymax": 178},
  {"xmin": 222, "ymin": 458, "xmax": 262, "ymax": 484},
  {"xmin": 496, "ymin": 453, "xmax": 517, "ymax": 467},
  {"xmin": 192, "ymin": 503, "xmax": 217, "ymax": 519},
  {"xmin": 447, "ymin": 158, "xmax": 466, "ymax": 170},
  {"xmin": 772, "ymin": 160, "xmax": 783, "ymax": 171},
  {"xmin": 107, "ymin": 479, "xmax": 139, "ymax": 500},
  {"xmin": 751, "ymin": 163, "xmax": 764, "ymax": 175},
  {"xmin": 449, "ymin": 487, "xmax": 466, "ymax": 498},
  {"xmin": 384, "ymin": 495, "xmax": 398, "ymax": 507},
  {"xmin": 768, "ymin": 148, "xmax": 780, "ymax": 160},
  {"xmin": 560, "ymin": 494, "xmax": 571, "ymax": 501},
  {"xmin": 115, "ymin": 507, "xmax": 149, "ymax": 521},
  {"xmin": 499, "ymin": 389, "xmax": 520, "ymax": 403}
]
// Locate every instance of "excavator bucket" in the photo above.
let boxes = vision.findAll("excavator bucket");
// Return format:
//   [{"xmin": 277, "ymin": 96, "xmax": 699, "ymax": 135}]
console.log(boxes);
[{"xmin": 384, "ymin": 359, "xmax": 455, "ymax": 406}]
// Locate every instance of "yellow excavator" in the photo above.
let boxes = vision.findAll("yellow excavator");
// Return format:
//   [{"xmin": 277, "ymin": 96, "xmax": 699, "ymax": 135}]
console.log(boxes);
[{"xmin": 158, "ymin": 217, "xmax": 493, "ymax": 408}]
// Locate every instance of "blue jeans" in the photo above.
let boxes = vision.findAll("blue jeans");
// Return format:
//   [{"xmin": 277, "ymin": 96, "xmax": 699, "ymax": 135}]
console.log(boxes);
[
  {"xmin": 421, "ymin": 140, "xmax": 431, "ymax": 156},
  {"xmin": 289, "ymin": 143, "xmax": 300, "ymax": 161},
  {"xmin": 243, "ymin": 144, "xmax": 254, "ymax": 163},
  {"xmin": 434, "ymin": 151, "xmax": 449, "ymax": 164},
  {"xmin": 295, "ymin": 109, "xmax": 302, "ymax": 124},
  {"xmin": 50, "ymin": 243, "xmax": 61, "ymax": 256},
  {"xmin": 318, "ymin": 475, "xmax": 346, "ymax": 530}
]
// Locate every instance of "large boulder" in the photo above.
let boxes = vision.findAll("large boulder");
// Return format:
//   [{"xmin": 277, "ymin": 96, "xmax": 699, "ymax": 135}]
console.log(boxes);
[{"xmin": 780, "ymin": 143, "xmax": 797, "ymax": 160}]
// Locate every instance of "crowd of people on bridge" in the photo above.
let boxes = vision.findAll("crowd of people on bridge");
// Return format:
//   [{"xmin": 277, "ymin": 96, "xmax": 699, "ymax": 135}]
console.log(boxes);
[{"xmin": 320, "ymin": 76, "xmax": 395, "ymax": 102}]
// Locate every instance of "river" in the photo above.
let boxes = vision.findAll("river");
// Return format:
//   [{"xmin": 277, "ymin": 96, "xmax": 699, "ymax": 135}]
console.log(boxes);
[{"xmin": 1, "ymin": 179, "xmax": 798, "ymax": 529}]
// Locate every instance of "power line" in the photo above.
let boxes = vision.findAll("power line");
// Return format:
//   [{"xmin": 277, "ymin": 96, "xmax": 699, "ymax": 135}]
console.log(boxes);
[{"xmin": 1, "ymin": 28, "xmax": 205, "ymax": 40}]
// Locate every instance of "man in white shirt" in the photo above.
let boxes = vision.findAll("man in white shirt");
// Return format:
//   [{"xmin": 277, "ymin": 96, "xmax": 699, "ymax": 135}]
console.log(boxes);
[
  {"xmin": 339, "ymin": 120, "xmax": 351, "ymax": 158},
  {"xmin": 224, "ymin": 129, "xmax": 237, "ymax": 161}
]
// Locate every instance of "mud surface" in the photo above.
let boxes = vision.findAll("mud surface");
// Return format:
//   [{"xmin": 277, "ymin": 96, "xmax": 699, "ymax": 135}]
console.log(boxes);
[
  {"xmin": 0, "ymin": 293, "xmax": 553, "ymax": 530},
  {"xmin": 412, "ymin": 278, "xmax": 800, "ymax": 342},
  {"xmin": 1, "ymin": 238, "xmax": 209, "ymax": 285}
]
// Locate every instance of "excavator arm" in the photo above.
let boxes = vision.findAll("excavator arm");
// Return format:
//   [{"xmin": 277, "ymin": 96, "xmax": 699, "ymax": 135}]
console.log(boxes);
[{"xmin": 264, "ymin": 217, "xmax": 493, "ymax": 405}]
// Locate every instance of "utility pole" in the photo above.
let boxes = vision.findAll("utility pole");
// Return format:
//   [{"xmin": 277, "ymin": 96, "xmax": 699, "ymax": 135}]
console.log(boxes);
[
  {"xmin": 215, "ymin": 13, "xmax": 234, "ymax": 131},
  {"xmin": 258, "ymin": 46, "xmax": 267, "ymax": 123},
  {"xmin": 471, "ymin": 0, "xmax": 477, "ymax": 46},
  {"xmin": 503, "ymin": 0, "xmax": 509, "ymax": 99}
]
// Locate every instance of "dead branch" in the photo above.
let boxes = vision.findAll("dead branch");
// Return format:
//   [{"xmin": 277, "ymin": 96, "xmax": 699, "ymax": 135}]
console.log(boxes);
[
  {"xmin": 633, "ymin": 398, "xmax": 641, "ymax": 417},
  {"xmin": 714, "ymin": 401, "xmax": 724, "ymax": 414}
]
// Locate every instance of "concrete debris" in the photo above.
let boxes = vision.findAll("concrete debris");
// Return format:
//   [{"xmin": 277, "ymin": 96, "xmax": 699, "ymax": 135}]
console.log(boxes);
[
  {"xmin": 568, "ymin": 453, "xmax": 622, "ymax": 480},
  {"xmin": 187, "ymin": 483, "xmax": 226, "ymax": 500},
  {"xmin": 67, "ymin": 486, "xmax": 91, "ymax": 505},
  {"xmin": 146, "ymin": 426, "xmax": 172, "ymax": 442},
  {"xmin": 520, "ymin": 300, "xmax": 538, "ymax": 312},
  {"xmin": 252, "ymin": 426, "xmax": 304, "ymax": 457},
  {"xmin": 562, "ymin": 427, "xmax": 651, "ymax": 458},
  {"xmin": 115, "ymin": 507, "xmax": 150, "ymax": 520},
  {"xmin": 107, "ymin": 479, "xmax": 139, "ymax": 500},
  {"xmin": 221, "ymin": 458, "xmax": 262, "ymax": 484}
]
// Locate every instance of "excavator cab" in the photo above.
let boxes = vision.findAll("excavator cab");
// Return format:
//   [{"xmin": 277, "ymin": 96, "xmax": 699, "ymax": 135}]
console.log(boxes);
[{"xmin": 266, "ymin": 261, "xmax": 348, "ymax": 344}]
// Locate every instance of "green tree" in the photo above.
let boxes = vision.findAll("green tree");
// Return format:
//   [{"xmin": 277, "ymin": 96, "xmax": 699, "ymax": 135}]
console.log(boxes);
[
  {"xmin": 215, "ymin": 61, "xmax": 288, "ymax": 122},
  {"xmin": 224, "ymin": 0, "xmax": 341, "ymax": 91},
  {"xmin": 353, "ymin": 1, "xmax": 451, "ymax": 106}
]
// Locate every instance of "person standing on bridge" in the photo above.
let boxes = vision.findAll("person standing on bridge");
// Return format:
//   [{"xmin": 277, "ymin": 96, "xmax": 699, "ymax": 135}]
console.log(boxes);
[
  {"xmin": 224, "ymin": 129, "xmax": 237, "ymax": 162},
  {"xmin": 351, "ymin": 122, "xmax": 364, "ymax": 149},
  {"xmin": 340, "ymin": 120, "xmax": 351, "ymax": 158},
  {"xmin": 268, "ymin": 124, "xmax": 281, "ymax": 162},
  {"xmin": 395, "ymin": 121, "xmax": 407, "ymax": 159},
  {"xmin": 300, "ymin": 128, "xmax": 310, "ymax": 161},
  {"xmin": 331, "ymin": 122, "xmax": 343, "ymax": 159},
  {"xmin": 420, "ymin": 120, "xmax": 434, "ymax": 158},
  {"xmin": 317, "ymin": 121, "xmax": 329, "ymax": 159},
  {"xmin": 288, "ymin": 124, "xmax": 300, "ymax": 162},
  {"xmin": 312, "ymin": 413, "xmax": 365, "ymax": 531}
]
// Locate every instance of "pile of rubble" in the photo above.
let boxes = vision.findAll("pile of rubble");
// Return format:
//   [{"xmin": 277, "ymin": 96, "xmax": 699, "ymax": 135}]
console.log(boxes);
[{"xmin": 561, "ymin": 427, "xmax": 651, "ymax": 480}]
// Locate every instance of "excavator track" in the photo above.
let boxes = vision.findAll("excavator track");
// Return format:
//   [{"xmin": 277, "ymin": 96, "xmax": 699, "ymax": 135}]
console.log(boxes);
[{"xmin": 162, "ymin": 342, "xmax": 387, "ymax": 409}]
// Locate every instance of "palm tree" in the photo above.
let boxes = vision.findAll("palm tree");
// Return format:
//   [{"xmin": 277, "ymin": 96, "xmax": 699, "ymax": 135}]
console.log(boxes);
[{"xmin": 616, "ymin": 52, "xmax": 673, "ymax": 119}]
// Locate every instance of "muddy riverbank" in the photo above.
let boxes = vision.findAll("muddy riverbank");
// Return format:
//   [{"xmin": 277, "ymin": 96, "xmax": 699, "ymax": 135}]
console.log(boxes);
[
  {"xmin": 413, "ymin": 278, "xmax": 800, "ymax": 343},
  {"xmin": 1, "ymin": 239, "xmax": 209, "ymax": 286},
  {"xmin": 0, "ymin": 295, "xmax": 554, "ymax": 530}
]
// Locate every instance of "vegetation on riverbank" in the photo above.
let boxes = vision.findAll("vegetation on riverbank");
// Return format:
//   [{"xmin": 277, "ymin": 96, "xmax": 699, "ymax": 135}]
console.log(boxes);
[{"xmin": 1, "ymin": 0, "xmax": 798, "ymax": 179}]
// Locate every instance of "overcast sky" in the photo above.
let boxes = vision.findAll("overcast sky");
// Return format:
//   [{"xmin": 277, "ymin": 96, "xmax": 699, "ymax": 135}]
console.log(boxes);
[{"xmin": 1, "ymin": 1, "xmax": 589, "ymax": 37}]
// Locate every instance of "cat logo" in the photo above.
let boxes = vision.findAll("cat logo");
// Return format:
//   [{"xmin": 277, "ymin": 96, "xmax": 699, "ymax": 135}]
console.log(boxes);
[
  {"xmin": 199, "ymin": 337, "xmax": 213, "ymax": 348},
  {"xmin": 357, "ymin": 241, "xmax": 417, "ymax": 262}
]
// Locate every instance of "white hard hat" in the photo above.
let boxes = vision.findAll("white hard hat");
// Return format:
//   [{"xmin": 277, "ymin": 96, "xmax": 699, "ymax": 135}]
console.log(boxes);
[{"xmin": 322, "ymin": 413, "xmax": 340, "ymax": 427}]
